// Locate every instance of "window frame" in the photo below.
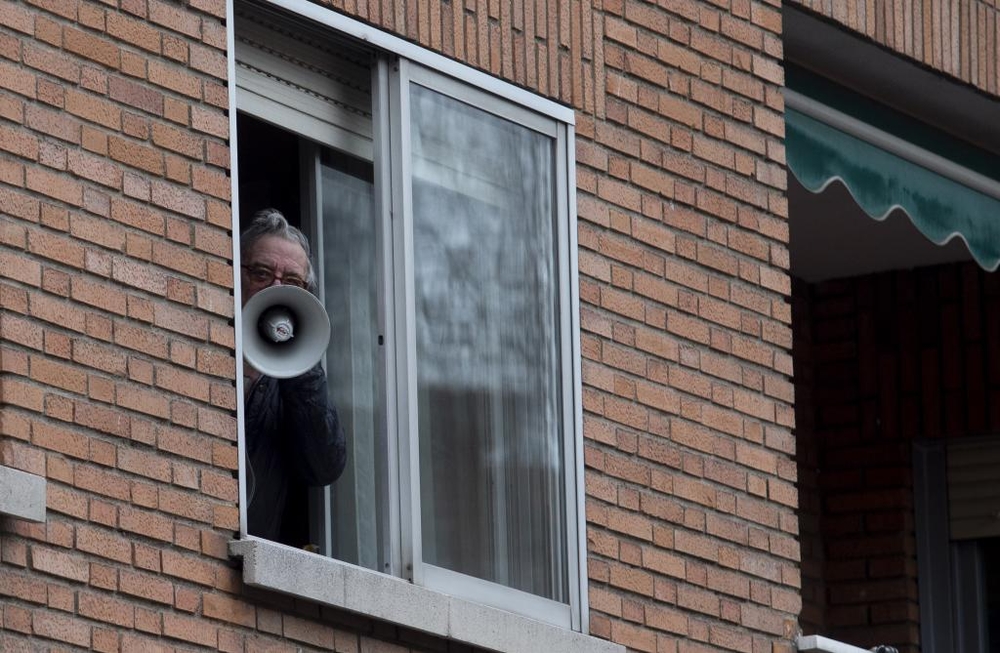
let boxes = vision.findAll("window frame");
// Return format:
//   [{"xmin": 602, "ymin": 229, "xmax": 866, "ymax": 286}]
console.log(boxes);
[
  {"xmin": 391, "ymin": 58, "xmax": 582, "ymax": 629},
  {"xmin": 227, "ymin": 0, "xmax": 591, "ymax": 638}
]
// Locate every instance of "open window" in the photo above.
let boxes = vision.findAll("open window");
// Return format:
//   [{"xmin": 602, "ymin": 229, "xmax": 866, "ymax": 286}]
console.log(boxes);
[
  {"xmin": 230, "ymin": 0, "xmax": 588, "ymax": 636},
  {"xmin": 914, "ymin": 438, "xmax": 1000, "ymax": 653}
]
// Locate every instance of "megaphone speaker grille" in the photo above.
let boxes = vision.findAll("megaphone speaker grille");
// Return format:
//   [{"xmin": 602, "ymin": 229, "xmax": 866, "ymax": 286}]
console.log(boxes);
[{"xmin": 243, "ymin": 285, "xmax": 331, "ymax": 379}]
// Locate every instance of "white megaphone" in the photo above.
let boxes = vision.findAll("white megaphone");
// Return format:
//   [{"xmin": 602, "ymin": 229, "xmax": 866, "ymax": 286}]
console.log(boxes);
[{"xmin": 242, "ymin": 285, "xmax": 331, "ymax": 379}]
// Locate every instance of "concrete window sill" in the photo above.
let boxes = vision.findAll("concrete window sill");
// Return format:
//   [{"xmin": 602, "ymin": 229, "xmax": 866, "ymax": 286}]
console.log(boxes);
[
  {"xmin": 0, "ymin": 465, "xmax": 46, "ymax": 522},
  {"xmin": 229, "ymin": 538, "xmax": 624, "ymax": 653},
  {"xmin": 797, "ymin": 635, "xmax": 873, "ymax": 653}
]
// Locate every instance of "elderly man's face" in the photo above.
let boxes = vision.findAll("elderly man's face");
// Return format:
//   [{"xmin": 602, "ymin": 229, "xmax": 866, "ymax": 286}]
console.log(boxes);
[{"xmin": 241, "ymin": 235, "xmax": 311, "ymax": 306}]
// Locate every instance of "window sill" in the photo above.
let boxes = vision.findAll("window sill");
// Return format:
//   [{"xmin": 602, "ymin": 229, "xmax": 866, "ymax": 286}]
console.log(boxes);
[
  {"xmin": 229, "ymin": 538, "xmax": 624, "ymax": 653},
  {"xmin": 796, "ymin": 635, "xmax": 872, "ymax": 653},
  {"xmin": 0, "ymin": 465, "xmax": 46, "ymax": 522}
]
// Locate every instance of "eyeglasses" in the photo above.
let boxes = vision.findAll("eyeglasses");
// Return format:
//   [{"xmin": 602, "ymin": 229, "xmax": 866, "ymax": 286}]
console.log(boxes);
[{"xmin": 241, "ymin": 264, "xmax": 309, "ymax": 289}]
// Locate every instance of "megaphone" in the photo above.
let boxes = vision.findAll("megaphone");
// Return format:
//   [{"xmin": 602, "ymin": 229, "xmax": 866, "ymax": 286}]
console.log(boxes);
[{"xmin": 242, "ymin": 285, "xmax": 331, "ymax": 379}]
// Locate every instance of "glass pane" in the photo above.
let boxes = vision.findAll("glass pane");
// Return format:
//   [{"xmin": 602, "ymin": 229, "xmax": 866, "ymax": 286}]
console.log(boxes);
[
  {"xmin": 320, "ymin": 149, "xmax": 383, "ymax": 571},
  {"xmin": 409, "ymin": 83, "xmax": 568, "ymax": 602}
]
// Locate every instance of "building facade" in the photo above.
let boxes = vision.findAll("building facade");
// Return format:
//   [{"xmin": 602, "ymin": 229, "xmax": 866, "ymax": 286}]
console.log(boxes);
[{"xmin": 1, "ymin": 1, "xmax": 998, "ymax": 652}]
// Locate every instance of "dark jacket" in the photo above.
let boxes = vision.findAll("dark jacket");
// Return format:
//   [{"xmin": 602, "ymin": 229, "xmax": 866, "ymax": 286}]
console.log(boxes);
[{"xmin": 244, "ymin": 364, "xmax": 346, "ymax": 545}]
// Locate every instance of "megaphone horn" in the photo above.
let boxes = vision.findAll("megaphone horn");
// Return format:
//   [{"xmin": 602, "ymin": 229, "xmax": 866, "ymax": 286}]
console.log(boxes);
[{"xmin": 242, "ymin": 285, "xmax": 331, "ymax": 379}]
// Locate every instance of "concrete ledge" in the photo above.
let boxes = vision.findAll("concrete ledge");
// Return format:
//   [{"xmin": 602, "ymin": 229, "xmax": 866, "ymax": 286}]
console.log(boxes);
[
  {"xmin": 0, "ymin": 465, "xmax": 46, "ymax": 523},
  {"xmin": 230, "ymin": 538, "xmax": 624, "ymax": 653},
  {"xmin": 797, "ymin": 635, "xmax": 871, "ymax": 653}
]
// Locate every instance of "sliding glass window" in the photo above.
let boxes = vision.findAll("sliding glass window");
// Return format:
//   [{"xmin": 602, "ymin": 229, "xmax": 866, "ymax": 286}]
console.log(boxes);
[{"xmin": 234, "ymin": 0, "xmax": 581, "ymax": 629}]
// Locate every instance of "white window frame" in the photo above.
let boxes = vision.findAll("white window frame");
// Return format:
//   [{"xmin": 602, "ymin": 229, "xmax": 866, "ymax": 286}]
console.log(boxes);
[
  {"xmin": 392, "ymin": 59, "xmax": 582, "ymax": 629},
  {"xmin": 226, "ymin": 1, "xmax": 607, "ymax": 649}
]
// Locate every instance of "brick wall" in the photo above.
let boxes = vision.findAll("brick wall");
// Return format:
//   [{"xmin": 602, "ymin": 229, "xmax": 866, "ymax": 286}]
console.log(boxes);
[
  {"xmin": 0, "ymin": 0, "xmax": 247, "ymax": 649},
  {"xmin": 793, "ymin": 261, "xmax": 1000, "ymax": 653},
  {"xmin": 568, "ymin": 1, "xmax": 801, "ymax": 650},
  {"xmin": 314, "ymin": 0, "xmax": 610, "ymax": 118},
  {"xmin": 1, "ymin": 0, "xmax": 801, "ymax": 652},
  {"xmin": 786, "ymin": 0, "xmax": 1000, "ymax": 95}
]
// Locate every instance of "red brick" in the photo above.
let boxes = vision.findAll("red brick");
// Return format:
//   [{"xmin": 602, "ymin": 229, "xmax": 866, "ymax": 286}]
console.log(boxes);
[
  {"xmin": 148, "ymin": 0, "xmax": 202, "ymax": 37},
  {"xmin": 283, "ymin": 614, "xmax": 335, "ymax": 649},
  {"xmin": 45, "ymin": 583, "xmax": 75, "ymax": 612},
  {"xmin": 74, "ymin": 463, "xmax": 131, "ymax": 501},
  {"xmin": 107, "ymin": 11, "xmax": 162, "ymax": 53},
  {"xmin": 115, "ymin": 383, "xmax": 170, "ymax": 419},
  {"xmin": 118, "ymin": 506, "xmax": 173, "ymax": 543},
  {"xmin": 609, "ymin": 562, "xmax": 655, "ymax": 597},
  {"xmin": 28, "ymin": 228, "xmax": 86, "ymax": 269},
  {"xmin": 191, "ymin": 0, "xmax": 226, "ymax": 19},
  {"xmin": 148, "ymin": 59, "xmax": 202, "ymax": 99},
  {"xmin": 121, "ymin": 633, "xmax": 173, "ymax": 653},
  {"xmin": 158, "ymin": 420, "xmax": 214, "ymax": 458},
  {"xmin": 32, "ymin": 610, "xmax": 91, "ymax": 647},
  {"xmin": 148, "ymin": 179, "xmax": 206, "ymax": 220},
  {"xmin": 78, "ymin": 591, "xmax": 135, "ymax": 628},
  {"xmin": 163, "ymin": 611, "xmax": 217, "ymax": 648},
  {"xmin": 92, "ymin": 628, "xmax": 120, "ymax": 653},
  {"xmin": 108, "ymin": 76, "xmax": 166, "ymax": 117},
  {"xmin": 107, "ymin": 135, "xmax": 165, "ymax": 175},
  {"xmin": 118, "ymin": 569, "xmax": 173, "ymax": 605},
  {"xmin": 154, "ymin": 364, "xmax": 211, "ymax": 402},
  {"xmin": 0, "ymin": 123, "xmax": 41, "ymax": 160},
  {"xmin": 1, "ymin": 568, "xmax": 48, "ymax": 604},
  {"xmin": 212, "ymin": 503, "xmax": 239, "ymax": 530},
  {"xmin": 3, "ymin": 312, "xmax": 42, "ymax": 347},
  {"xmin": 109, "ymin": 198, "xmax": 164, "ymax": 236},
  {"xmin": 67, "ymin": 149, "xmax": 122, "ymax": 189},
  {"xmin": 25, "ymin": 167, "xmax": 83, "ymax": 206},
  {"xmin": 23, "ymin": 42, "xmax": 80, "ymax": 83},
  {"xmin": 609, "ymin": 620, "xmax": 656, "ymax": 653},
  {"xmin": 0, "ymin": 0, "xmax": 34, "ymax": 33},
  {"xmin": 65, "ymin": 88, "xmax": 121, "ymax": 130},
  {"xmin": 191, "ymin": 164, "xmax": 229, "ymax": 200},
  {"xmin": 63, "ymin": 26, "xmax": 120, "ymax": 69},
  {"xmin": 1, "ymin": 188, "xmax": 41, "ymax": 225},
  {"xmin": 74, "ymin": 401, "xmax": 130, "ymax": 439},
  {"xmin": 158, "ymin": 486, "xmax": 212, "ymax": 523},
  {"xmin": 189, "ymin": 42, "xmax": 227, "ymax": 80},
  {"xmin": 151, "ymin": 301, "xmax": 208, "ymax": 340},
  {"xmin": 75, "ymin": 525, "xmax": 132, "ymax": 564},
  {"xmin": 203, "ymin": 593, "xmax": 256, "ymax": 628},
  {"xmin": 30, "ymin": 545, "xmax": 89, "ymax": 583}
]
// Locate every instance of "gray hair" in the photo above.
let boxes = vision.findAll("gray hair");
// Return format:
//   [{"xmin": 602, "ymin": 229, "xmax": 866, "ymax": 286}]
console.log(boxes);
[{"xmin": 240, "ymin": 208, "xmax": 316, "ymax": 291}]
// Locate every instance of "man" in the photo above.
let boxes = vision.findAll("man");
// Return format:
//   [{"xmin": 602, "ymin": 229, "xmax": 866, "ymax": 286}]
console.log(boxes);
[{"xmin": 241, "ymin": 208, "xmax": 346, "ymax": 546}]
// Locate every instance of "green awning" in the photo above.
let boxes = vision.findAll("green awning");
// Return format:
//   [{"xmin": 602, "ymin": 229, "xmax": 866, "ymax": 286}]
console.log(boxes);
[{"xmin": 786, "ymin": 99, "xmax": 1000, "ymax": 272}]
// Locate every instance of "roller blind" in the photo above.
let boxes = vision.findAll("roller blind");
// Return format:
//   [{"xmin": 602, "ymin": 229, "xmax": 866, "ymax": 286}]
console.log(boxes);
[
  {"xmin": 947, "ymin": 439, "xmax": 1000, "ymax": 540},
  {"xmin": 234, "ymin": 2, "xmax": 373, "ymax": 160}
]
